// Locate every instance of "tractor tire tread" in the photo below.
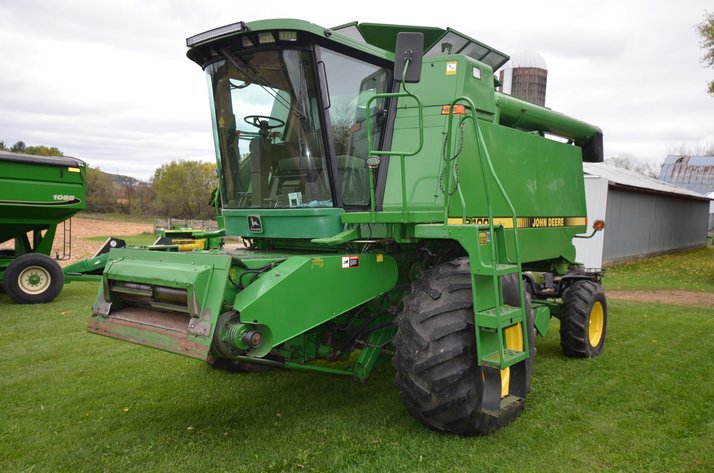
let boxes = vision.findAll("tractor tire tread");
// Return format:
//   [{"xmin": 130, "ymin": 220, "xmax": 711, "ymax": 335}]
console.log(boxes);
[
  {"xmin": 559, "ymin": 280, "xmax": 607, "ymax": 358},
  {"xmin": 393, "ymin": 257, "xmax": 536, "ymax": 436}
]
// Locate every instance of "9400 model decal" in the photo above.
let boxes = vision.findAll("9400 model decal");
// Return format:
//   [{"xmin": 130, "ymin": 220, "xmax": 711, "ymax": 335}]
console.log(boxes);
[{"xmin": 447, "ymin": 216, "xmax": 587, "ymax": 228}]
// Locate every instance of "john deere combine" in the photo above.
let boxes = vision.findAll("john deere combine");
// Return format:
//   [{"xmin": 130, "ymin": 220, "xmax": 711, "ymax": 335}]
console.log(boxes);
[{"xmin": 89, "ymin": 19, "xmax": 607, "ymax": 435}]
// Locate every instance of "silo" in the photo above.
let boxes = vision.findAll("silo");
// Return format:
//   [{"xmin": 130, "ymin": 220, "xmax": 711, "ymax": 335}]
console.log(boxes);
[{"xmin": 499, "ymin": 50, "xmax": 548, "ymax": 106}]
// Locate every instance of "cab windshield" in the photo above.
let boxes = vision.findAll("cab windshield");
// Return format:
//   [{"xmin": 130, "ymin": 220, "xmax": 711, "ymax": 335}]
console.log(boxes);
[{"xmin": 206, "ymin": 45, "xmax": 388, "ymax": 209}]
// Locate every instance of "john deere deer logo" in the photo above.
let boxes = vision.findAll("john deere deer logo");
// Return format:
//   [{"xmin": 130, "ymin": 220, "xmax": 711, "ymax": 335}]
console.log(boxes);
[{"xmin": 248, "ymin": 215, "xmax": 263, "ymax": 233}]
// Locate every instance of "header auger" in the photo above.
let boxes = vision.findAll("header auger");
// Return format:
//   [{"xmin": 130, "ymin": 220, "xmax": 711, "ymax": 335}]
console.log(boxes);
[{"xmin": 88, "ymin": 19, "xmax": 607, "ymax": 435}]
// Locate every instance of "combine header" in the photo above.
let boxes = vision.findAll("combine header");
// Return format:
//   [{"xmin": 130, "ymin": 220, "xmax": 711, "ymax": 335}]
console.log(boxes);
[{"xmin": 88, "ymin": 19, "xmax": 607, "ymax": 435}]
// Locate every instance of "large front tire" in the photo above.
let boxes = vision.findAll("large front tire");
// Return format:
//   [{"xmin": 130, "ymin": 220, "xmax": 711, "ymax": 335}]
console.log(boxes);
[
  {"xmin": 560, "ymin": 280, "xmax": 607, "ymax": 358},
  {"xmin": 3, "ymin": 253, "xmax": 64, "ymax": 304},
  {"xmin": 392, "ymin": 258, "xmax": 534, "ymax": 435}
]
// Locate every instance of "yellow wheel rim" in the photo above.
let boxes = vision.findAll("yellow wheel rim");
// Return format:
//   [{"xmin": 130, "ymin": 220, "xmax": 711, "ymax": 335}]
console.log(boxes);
[
  {"xmin": 501, "ymin": 323, "xmax": 524, "ymax": 398},
  {"xmin": 588, "ymin": 301, "xmax": 604, "ymax": 347}
]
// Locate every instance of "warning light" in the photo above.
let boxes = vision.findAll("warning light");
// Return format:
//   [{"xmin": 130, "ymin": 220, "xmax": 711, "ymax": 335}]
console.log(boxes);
[
  {"xmin": 258, "ymin": 32, "xmax": 275, "ymax": 44},
  {"xmin": 593, "ymin": 219, "xmax": 606, "ymax": 231},
  {"xmin": 441, "ymin": 105, "xmax": 466, "ymax": 115},
  {"xmin": 279, "ymin": 31, "xmax": 298, "ymax": 41}
]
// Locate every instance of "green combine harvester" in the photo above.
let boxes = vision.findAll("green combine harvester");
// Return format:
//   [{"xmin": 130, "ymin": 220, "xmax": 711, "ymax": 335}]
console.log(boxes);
[
  {"xmin": 0, "ymin": 151, "xmax": 86, "ymax": 303},
  {"xmin": 89, "ymin": 19, "xmax": 608, "ymax": 435}
]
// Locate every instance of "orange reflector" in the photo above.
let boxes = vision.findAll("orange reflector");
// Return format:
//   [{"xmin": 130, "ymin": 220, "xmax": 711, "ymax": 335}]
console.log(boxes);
[
  {"xmin": 441, "ymin": 105, "xmax": 466, "ymax": 115},
  {"xmin": 593, "ymin": 219, "xmax": 606, "ymax": 231}
]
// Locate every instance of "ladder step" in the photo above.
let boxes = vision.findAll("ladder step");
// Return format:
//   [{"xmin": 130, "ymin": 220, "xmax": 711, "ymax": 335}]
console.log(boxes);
[
  {"xmin": 475, "ymin": 305, "xmax": 523, "ymax": 329},
  {"xmin": 482, "ymin": 349, "xmax": 528, "ymax": 368}
]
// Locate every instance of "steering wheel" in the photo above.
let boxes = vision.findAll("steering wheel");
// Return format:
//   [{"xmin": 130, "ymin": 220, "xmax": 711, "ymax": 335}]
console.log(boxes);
[{"xmin": 244, "ymin": 115, "xmax": 285, "ymax": 130}]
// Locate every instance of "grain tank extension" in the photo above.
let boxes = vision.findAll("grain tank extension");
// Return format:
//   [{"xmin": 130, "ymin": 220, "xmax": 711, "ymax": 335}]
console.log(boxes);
[{"xmin": 89, "ymin": 20, "xmax": 608, "ymax": 435}]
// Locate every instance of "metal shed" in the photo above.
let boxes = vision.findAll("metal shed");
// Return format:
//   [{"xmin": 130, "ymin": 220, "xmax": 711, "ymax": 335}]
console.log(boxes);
[{"xmin": 575, "ymin": 163, "xmax": 710, "ymax": 267}]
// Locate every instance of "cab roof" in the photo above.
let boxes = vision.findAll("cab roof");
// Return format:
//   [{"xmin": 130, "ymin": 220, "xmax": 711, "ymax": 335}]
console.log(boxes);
[{"xmin": 186, "ymin": 18, "xmax": 509, "ymax": 71}]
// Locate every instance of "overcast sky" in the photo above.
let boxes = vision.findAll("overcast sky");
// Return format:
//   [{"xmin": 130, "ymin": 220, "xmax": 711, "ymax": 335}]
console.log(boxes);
[{"xmin": 1, "ymin": 0, "xmax": 712, "ymax": 180}]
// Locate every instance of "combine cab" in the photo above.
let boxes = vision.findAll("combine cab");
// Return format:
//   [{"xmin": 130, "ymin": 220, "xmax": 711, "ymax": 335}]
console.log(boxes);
[{"xmin": 89, "ymin": 19, "xmax": 607, "ymax": 435}]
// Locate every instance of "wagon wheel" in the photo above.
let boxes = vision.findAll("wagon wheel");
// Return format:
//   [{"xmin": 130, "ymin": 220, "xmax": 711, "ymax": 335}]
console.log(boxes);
[{"xmin": 3, "ymin": 253, "xmax": 64, "ymax": 304}]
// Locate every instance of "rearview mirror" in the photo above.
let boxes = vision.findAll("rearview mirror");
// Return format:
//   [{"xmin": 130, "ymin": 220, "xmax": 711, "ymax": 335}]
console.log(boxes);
[{"xmin": 394, "ymin": 32, "xmax": 424, "ymax": 83}]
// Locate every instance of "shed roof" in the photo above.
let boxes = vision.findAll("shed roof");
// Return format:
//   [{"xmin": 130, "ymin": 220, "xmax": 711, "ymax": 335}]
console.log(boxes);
[
  {"xmin": 658, "ymin": 155, "xmax": 714, "ymax": 194},
  {"xmin": 662, "ymin": 155, "xmax": 714, "ymax": 166},
  {"xmin": 583, "ymin": 162, "xmax": 710, "ymax": 202}
]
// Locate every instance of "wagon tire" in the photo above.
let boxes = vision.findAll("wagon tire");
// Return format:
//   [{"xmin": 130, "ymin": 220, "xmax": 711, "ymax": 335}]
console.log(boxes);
[{"xmin": 3, "ymin": 253, "xmax": 64, "ymax": 304}]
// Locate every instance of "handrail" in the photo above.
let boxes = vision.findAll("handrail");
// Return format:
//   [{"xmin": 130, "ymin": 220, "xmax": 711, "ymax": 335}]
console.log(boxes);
[
  {"xmin": 443, "ymin": 97, "xmax": 527, "ymax": 352},
  {"xmin": 444, "ymin": 97, "xmax": 522, "ymax": 265},
  {"xmin": 365, "ymin": 59, "xmax": 425, "ymax": 212}
]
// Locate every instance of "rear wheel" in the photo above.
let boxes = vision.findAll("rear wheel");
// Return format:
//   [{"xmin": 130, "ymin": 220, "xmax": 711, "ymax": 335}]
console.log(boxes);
[
  {"xmin": 560, "ymin": 280, "xmax": 607, "ymax": 357},
  {"xmin": 392, "ymin": 257, "xmax": 535, "ymax": 435},
  {"xmin": 3, "ymin": 253, "xmax": 64, "ymax": 304}
]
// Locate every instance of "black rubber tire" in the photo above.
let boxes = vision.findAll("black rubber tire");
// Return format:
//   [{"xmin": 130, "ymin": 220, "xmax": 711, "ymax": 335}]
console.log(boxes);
[
  {"xmin": 3, "ymin": 253, "xmax": 64, "ymax": 304},
  {"xmin": 208, "ymin": 358, "xmax": 271, "ymax": 373},
  {"xmin": 559, "ymin": 280, "xmax": 607, "ymax": 358},
  {"xmin": 392, "ymin": 257, "xmax": 535, "ymax": 436}
]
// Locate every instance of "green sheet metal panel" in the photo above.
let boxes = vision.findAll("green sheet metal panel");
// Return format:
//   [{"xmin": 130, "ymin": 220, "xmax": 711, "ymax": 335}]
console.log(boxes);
[
  {"xmin": 233, "ymin": 253, "xmax": 398, "ymax": 346},
  {"xmin": 452, "ymin": 120, "xmax": 586, "ymax": 263},
  {"xmin": 223, "ymin": 208, "xmax": 344, "ymax": 239},
  {"xmin": 0, "ymin": 152, "xmax": 86, "ymax": 245},
  {"xmin": 466, "ymin": 121, "xmax": 587, "ymax": 217},
  {"xmin": 382, "ymin": 56, "xmax": 462, "ymax": 211}
]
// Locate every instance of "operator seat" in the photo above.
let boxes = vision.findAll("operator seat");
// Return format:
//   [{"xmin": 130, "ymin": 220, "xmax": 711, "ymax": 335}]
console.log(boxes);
[{"xmin": 249, "ymin": 120, "xmax": 274, "ymax": 207}]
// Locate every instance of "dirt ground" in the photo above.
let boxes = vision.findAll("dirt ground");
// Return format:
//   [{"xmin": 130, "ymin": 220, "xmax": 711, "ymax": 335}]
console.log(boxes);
[
  {"xmin": 607, "ymin": 289, "xmax": 714, "ymax": 308},
  {"xmin": 63, "ymin": 217, "xmax": 154, "ymax": 266},
  {"xmin": 0, "ymin": 217, "xmax": 154, "ymax": 267}
]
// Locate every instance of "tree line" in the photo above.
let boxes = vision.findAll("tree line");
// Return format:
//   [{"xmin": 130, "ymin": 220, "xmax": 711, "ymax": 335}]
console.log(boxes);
[
  {"xmin": 698, "ymin": 10, "xmax": 714, "ymax": 96},
  {"xmin": 1, "ymin": 140, "xmax": 217, "ymax": 220},
  {"xmin": 0, "ymin": 140, "xmax": 64, "ymax": 157}
]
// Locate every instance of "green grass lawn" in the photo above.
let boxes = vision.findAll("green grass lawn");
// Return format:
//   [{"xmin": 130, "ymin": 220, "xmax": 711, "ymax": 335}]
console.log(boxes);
[
  {"xmin": 604, "ymin": 243, "xmax": 714, "ymax": 292},
  {"xmin": 1, "ymin": 256, "xmax": 713, "ymax": 471}
]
